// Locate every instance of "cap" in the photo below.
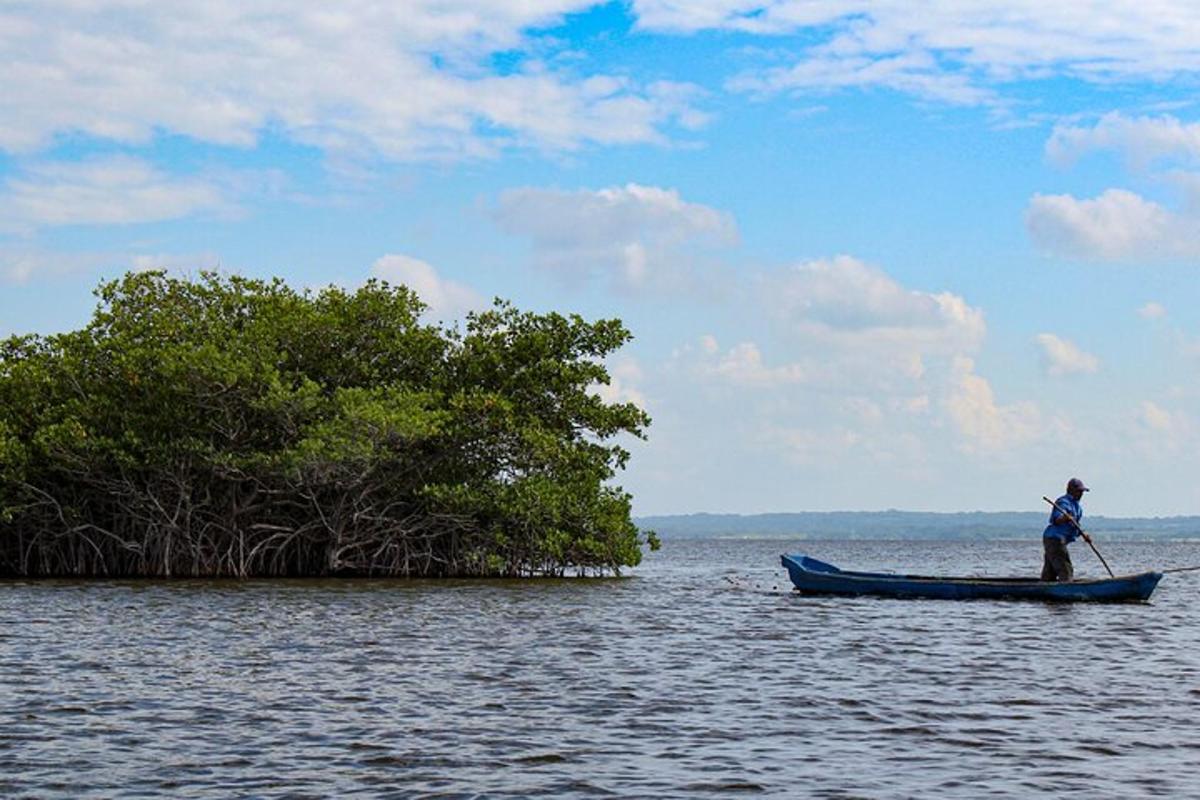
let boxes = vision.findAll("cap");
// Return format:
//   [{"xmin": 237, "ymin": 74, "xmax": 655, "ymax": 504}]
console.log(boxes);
[{"xmin": 1067, "ymin": 477, "xmax": 1089, "ymax": 492}]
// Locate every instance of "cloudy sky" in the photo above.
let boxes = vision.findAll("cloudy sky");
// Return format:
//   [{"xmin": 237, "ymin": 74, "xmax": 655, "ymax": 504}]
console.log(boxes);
[{"xmin": 3, "ymin": 0, "xmax": 1199, "ymax": 516}]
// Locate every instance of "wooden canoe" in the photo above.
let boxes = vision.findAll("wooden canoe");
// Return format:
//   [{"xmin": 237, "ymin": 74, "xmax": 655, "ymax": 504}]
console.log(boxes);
[{"xmin": 781, "ymin": 554, "xmax": 1162, "ymax": 602}]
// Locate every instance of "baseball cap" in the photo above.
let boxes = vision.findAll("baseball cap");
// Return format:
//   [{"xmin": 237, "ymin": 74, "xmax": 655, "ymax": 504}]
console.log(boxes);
[{"xmin": 1067, "ymin": 477, "xmax": 1089, "ymax": 492}]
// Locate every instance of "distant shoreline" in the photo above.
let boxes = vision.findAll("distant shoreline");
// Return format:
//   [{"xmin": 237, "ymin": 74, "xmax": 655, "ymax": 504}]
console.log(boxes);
[{"xmin": 635, "ymin": 511, "xmax": 1200, "ymax": 541}]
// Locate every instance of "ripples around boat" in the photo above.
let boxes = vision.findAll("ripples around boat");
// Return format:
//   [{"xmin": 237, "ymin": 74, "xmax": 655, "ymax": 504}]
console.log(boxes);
[{"xmin": 2, "ymin": 538, "xmax": 1199, "ymax": 798}]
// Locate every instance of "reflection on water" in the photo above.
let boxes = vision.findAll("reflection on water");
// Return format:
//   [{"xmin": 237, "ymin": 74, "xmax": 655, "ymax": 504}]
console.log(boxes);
[{"xmin": 2, "ymin": 538, "xmax": 1199, "ymax": 798}]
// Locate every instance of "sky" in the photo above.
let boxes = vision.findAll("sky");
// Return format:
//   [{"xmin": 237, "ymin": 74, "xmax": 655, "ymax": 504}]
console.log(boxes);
[{"xmin": 2, "ymin": 1, "xmax": 1200, "ymax": 517}]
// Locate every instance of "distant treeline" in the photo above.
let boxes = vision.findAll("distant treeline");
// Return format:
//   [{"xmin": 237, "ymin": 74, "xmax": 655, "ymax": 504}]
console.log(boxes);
[
  {"xmin": 636, "ymin": 511, "xmax": 1200, "ymax": 541},
  {"xmin": 0, "ymin": 271, "xmax": 655, "ymax": 578}
]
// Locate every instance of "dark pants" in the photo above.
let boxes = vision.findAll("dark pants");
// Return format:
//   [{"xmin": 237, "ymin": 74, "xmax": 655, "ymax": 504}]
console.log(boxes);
[{"xmin": 1041, "ymin": 537, "xmax": 1073, "ymax": 582}]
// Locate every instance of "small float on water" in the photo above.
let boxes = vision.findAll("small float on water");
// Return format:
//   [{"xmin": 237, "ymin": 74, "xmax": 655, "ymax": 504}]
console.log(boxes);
[{"xmin": 780, "ymin": 554, "xmax": 1163, "ymax": 603}]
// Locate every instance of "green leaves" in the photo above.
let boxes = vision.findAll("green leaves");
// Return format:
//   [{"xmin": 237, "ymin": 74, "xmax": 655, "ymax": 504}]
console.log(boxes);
[
  {"xmin": 0, "ymin": 271, "xmax": 650, "ymax": 577},
  {"xmin": 279, "ymin": 387, "xmax": 445, "ymax": 477}
]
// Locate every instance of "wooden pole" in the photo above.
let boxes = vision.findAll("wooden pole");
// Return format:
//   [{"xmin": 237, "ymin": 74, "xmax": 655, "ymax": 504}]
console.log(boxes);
[{"xmin": 1043, "ymin": 496, "xmax": 1115, "ymax": 578}]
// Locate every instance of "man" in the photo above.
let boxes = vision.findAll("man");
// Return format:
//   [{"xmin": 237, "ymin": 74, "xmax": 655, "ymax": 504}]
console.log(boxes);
[{"xmin": 1042, "ymin": 477, "xmax": 1092, "ymax": 582}]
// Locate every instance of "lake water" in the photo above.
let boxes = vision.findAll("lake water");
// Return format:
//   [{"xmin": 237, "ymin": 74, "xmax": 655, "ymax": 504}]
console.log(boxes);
[{"xmin": 3, "ymin": 537, "xmax": 1200, "ymax": 798}]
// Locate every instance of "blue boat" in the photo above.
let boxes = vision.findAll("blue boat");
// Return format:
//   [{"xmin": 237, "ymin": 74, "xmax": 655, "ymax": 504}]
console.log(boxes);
[{"xmin": 781, "ymin": 554, "xmax": 1162, "ymax": 602}]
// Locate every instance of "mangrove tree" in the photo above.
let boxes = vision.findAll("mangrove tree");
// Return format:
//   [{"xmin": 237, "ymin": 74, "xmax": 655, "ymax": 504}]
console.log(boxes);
[{"xmin": 0, "ymin": 271, "xmax": 655, "ymax": 578}]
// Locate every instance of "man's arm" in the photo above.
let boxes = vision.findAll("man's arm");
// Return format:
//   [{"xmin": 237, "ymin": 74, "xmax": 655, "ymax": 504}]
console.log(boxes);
[{"xmin": 1054, "ymin": 500, "xmax": 1092, "ymax": 543}]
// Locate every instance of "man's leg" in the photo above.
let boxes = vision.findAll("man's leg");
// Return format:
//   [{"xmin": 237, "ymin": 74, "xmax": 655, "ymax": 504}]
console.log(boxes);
[
  {"xmin": 1042, "ymin": 538, "xmax": 1073, "ymax": 582},
  {"xmin": 1041, "ymin": 538, "xmax": 1056, "ymax": 581},
  {"xmin": 1058, "ymin": 544, "xmax": 1074, "ymax": 581}
]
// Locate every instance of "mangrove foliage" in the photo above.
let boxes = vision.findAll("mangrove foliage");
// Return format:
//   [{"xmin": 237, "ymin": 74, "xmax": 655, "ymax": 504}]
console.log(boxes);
[{"xmin": 0, "ymin": 271, "xmax": 655, "ymax": 578}]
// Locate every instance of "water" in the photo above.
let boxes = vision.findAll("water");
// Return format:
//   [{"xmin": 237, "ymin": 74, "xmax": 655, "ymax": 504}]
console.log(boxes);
[{"xmin": 3, "ymin": 537, "xmax": 1200, "ymax": 798}]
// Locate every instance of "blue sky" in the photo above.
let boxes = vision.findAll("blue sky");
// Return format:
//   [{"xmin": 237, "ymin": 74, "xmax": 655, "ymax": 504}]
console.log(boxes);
[{"xmin": 3, "ymin": 1, "xmax": 1200, "ymax": 516}]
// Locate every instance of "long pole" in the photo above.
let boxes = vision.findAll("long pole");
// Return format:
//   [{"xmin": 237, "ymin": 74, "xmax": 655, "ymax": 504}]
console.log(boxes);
[{"xmin": 1042, "ymin": 496, "xmax": 1115, "ymax": 578}]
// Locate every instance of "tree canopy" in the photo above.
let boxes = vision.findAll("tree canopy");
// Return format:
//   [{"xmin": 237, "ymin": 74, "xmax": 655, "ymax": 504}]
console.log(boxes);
[{"xmin": 0, "ymin": 271, "xmax": 655, "ymax": 578}]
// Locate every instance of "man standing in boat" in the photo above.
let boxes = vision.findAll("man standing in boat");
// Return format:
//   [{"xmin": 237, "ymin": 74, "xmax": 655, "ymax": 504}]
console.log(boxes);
[{"xmin": 1042, "ymin": 477, "xmax": 1092, "ymax": 582}]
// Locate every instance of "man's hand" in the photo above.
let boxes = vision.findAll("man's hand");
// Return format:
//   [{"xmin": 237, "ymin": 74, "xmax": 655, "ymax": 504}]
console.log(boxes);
[{"xmin": 1081, "ymin": 531, "xmax": 1093, "ymax": 544}]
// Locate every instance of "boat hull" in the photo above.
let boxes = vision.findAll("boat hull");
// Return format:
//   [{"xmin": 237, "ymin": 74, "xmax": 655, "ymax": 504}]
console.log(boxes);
[{"xmin": 781, "ymin": 554, "xmax": 1162, "ymax": 602}]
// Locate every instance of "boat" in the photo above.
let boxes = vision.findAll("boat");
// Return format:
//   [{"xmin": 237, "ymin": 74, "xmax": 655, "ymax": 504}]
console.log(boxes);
[{"xmin": 780, "ymin": 554, "xmax": 1162, "ymax": 602}]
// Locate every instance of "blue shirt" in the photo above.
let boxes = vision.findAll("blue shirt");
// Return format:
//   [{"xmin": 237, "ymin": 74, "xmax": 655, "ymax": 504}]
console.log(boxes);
[{"xmin": 1043, "ymin": 494, "xmax": 1083, "ymax": 542}]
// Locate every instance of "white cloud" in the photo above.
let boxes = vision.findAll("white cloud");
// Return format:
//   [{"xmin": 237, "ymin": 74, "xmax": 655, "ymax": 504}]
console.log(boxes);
[
  {"xmin": 1140, "ymin": 400, "xmax": 1175, "ymax": 432},
  {"xmin": 1035, "ymin": 333, "xmax": 1100, "ymax": 376},
  {"xmin": 684, "ymin": 257, "xmax": 1007, "ymax": 456},
  {"xmin": 1031, "ymin": 112, "xmax": 1200, "ymax": 262},
  {"xmin": 663, "ymin": 257, "xmax": 993, "ymax": 462},
  {"xmin": 1024, "ymin": 189, "xmax": 1196, "ymax": 261},
  {"xmin": 0, "ymin": 252, "xmax": 38, "ymax": 285},
  {"xmin": 1174, "ymin": 330, "xmax": 1200, "ymax": 362},
  {"xmin": 636, "ymin": 2, "xmax": 1200, "ymax": 109},
  {"xmin": 944, "ymin": 356, "xmax": 1040, "ymax": 453},
  {"xmin": 843, "ymin": 396, "xmax": 883, "ymax": 424},
  {"xmin": 591, "ymin": 357, "xmax": 648, "ymax": 409},
  {"xmin": 1047, "ymin": 113, "xmax": 1200, "ymax": 168},
  {"xmin": 1137, "ymin": 301, "xmax": 1167, "ymax": 319},
  {"xmin": 1164, "ymin": 169, "xmax": 1200, "ymax": 204},
  {"xmin": 0, "ymin": 249, "xmax": 77, "ymax": 285},
  {"xmin": 731, "ymin": 50, "xmax": 999, "ymax": 108},
  {"xmin": 763, "ymin": 256, "xmax": 985, "ymax": 378},
  {"xmin": 765, "ymin": 421, "xmax": 929, "ymax": 469},
  {"xmin": 633, "ymin": 0, "xmax": 810, "ymax": 33},
  {"xmin": 649, "ymin": 252, "xmax": 1073, "ymax": 497},
  {"xmin": 767, "ymin": 425, "xmax": 866, "ymax": 465},
  {"xmin": 0, "ymin": 2, "xmax": 701, "ymax": 160},
  {"xmin": 0, "ymin": 157, "xmax": 230, "ymax": 232},
  {"xmin": 370, "ymin": 254, "xmax": 484, "ymax": 320},
  {"xmin": 493, "ymin": 183, "xmax": 737, "ymax": 291},
  {"xmin": 1136, "ymin": 400, "xmax": 1194, "ymax": 451},
  {"xmin": 0, "ymin": 245, "xmax": 229, "ymax": 286},
  {"xmin": 697, "ymin": 337, "xmax": 807, "ymax": 387},
  {"xmin": 129, "ymin": 253, "xmax": 219, "ymax": 273}
]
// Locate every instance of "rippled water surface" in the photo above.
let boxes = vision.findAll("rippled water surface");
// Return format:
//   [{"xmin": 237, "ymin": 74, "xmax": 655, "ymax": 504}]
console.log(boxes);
[{"xmin": 3, "ymin": 538, "xmax": 1200, "ymax": 798}]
